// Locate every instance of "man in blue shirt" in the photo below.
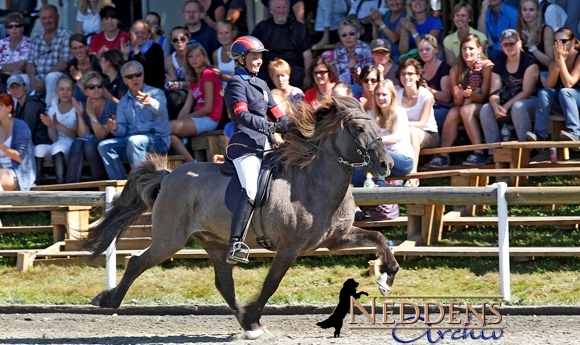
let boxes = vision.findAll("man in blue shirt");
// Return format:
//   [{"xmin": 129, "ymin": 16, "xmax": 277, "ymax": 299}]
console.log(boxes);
[
  {"xmin": 97, "ymin": 61, "xmax": 170, "ymax": 180},
  {"xmin": 477, "ymin": 0, "xmax": 518, "ymax": 60}
]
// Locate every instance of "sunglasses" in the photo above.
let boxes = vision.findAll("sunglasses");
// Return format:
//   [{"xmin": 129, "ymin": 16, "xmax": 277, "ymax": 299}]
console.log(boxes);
[
  {"xmin": 86, "ymin": 83, "xmax": 103, "ymax": 90},
  {"xmin": 362, "ymin": 78, "xmax": 378, "ymax": 84},
  {"xmin": 340, "ymin": 31, "xmax": 356, "ymax": 38},
  {"xmin": 172, "ymin": 36, "xmax": 188, "ymax": 43},
  {"xmin": 123, "ymin": 72, "xmax": 143, "ymax": 80},
  {"xmin": 312, "ymin": 70, "xmax": 329, "ymax": 77},
  {"xmin": 6, "ymin": 24, "xmax": 23, "ymax": 29},
  {"xmin": 557, "ymin": 38, "xmax": 572, "ymax": 44}
]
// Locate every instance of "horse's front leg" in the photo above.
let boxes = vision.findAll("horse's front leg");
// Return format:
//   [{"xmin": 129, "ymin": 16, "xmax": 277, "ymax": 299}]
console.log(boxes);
[
  {"xmin": 324, "ymin": 226, "xmax": 399, "ymax": 295},
  {"xmin": 242, "ymin": 249, "xmax": 299, "ymax": 339}
]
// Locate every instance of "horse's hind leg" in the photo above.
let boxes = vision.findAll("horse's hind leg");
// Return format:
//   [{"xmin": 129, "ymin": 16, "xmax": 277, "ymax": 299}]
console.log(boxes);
[{"xmin": 325, "ymin": 226, "xmax": 399, "ymax": 293}]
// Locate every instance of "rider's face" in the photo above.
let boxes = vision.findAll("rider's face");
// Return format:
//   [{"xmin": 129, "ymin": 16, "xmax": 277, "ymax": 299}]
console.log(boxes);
[{"xmin": 245, "ymin": 52, "xmax": 262, "ymax": 74}]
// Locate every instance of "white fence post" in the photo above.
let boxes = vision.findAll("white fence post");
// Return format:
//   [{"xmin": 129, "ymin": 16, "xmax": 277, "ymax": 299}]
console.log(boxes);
[
  {"xmin": 105, "ymin": 186, "xmax": 116, "ymax": 290},
  {"xmin": 497, "ymin": 182, "xmax": 511, "ymax": 301}
]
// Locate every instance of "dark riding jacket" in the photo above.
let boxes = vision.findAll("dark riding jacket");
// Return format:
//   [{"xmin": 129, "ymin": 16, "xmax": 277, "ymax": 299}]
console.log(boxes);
[{"xmin": 224, "ymin": 67, "xmax": 289, "ymax": 159}]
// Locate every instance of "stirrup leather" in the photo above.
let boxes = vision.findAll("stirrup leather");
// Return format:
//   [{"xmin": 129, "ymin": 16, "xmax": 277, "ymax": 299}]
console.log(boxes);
[{"xmin": 226, "ymin": 241, "xmax": 250, "ymax": 264}]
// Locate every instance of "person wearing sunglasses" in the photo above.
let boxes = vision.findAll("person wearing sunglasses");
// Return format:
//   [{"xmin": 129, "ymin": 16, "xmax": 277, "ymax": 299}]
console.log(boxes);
[
  {"xmin": 97, "ymin": 61, "xmax": 170, "ymax": 180},
  {"xmin": 0, "ymin": 12, "xmax": 31, "ymax": 92},
  {"xmin": 358, "ymin": 65, "xmax": 380, "ymax": 115},
  {"xmin": 65, "ymin": 34, "xmax": 102, "ymax": 102},
  {"xmin": 333, "ymin": 20, "xmax": 372, "ymax": 86},
  {"xmin": 526, "ymin": 28, "xmax": 580, "ymax": 159},
  {"xmin": 65, "ymin": 71, "xmax": 115, "ymax": 183},
  {"xmin": 164, "ymin": 27, "xmax": 191, "ymax": 120},
  {"xmin": 304, "ymin": 56, "xmax": 339, "ymax": 109}
]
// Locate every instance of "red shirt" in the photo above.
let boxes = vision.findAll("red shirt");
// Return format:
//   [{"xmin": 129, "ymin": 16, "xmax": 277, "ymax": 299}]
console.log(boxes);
[
  {"xmin": 89, "ymin": 30, "xmax": 131, "ymax": 54},
  {"xmin": 189, "ymin": 68, "xmax": 223, "ymax": 123}
]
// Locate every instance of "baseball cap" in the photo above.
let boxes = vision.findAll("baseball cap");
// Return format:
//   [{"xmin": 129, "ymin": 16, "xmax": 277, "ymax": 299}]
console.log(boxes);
[
  {"xmin": 7, "ymin": 74, "xmax": 25, "ymax": 88},
  {"xmin": 500, "ymin": 29, "xmax": 520, "ymax": 44},
  {"xmin": 370, "ymin": 38, "xmax": 390, "ymax": 52}
]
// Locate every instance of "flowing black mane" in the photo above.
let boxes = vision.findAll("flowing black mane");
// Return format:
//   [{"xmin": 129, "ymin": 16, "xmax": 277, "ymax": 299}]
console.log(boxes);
[{"xmin": 279, "ymin": 96, "xmax": 367, "ymax": 168}]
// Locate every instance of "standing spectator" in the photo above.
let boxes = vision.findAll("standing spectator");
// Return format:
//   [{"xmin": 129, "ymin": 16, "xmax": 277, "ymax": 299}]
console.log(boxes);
[
  {"xmin": 426, "ymin": 35, "xmax": 494, "ymax": 168},
  {"xmin": 25, "ymin": 4, "xmax": 72, "ymax": 107},
  {"xmin": 268, "ymin": 58, "xmax": 304, "ymax": 107},
  {"xmin": 348, "ymin": 0, "xmax": 388, "ymax": 43},
  {"xmin": 0, "ymin": 12, "xmax": 31, "ymax": 91},
  {"xmin": 370, "ymin": 38, "xmax": 398, "ymax": 86},
  {"xmin": 333, "ymin": 20, "xmax": 373, "ymax": 85},
  {"xmin": 527, "ymin": 28, "xmax": 580, "ymax": 150},
  {"xmin": 121, "ymin": 20, "xmax": 165, "ymax": 89},
  {"xmin": 183, "ymin": 0, "xmax": 220, "ymax": 61},
  {"xmin": 199, "ymin": 0, "xmax": 225, "ymax": 29},
  {"xmin": 304, "ymin": 56, "xmax": 339, "ymax": 109},
  {"xmin": 477, "ymin": 0, "xmax": 518, "ymax": 60},
  {"xmin": 517, "ymin": 0, "xmax": 554, "ymax": 76},
  {"xmin": 65, "ymin": 34, "xmax": 102, "ymax": 102},
  {"xmin": 145, "ymin": 12, "xmax": 171, "ymax": 58},
  {"xmin": 169, "ymin": 44, "xmax": 223, "ymax": 162},
  {"xmin": 212, "ymin": 20, "xmax": 236, "ymax": 90},
  {"xmin": 7, "ymin": 75, "xmax": 50, "ymax": 147},
  {"xmin": 370, "ymin": 0, "xmax": 406, "ymax": 63},
  {"xmin": 443, "ymin": 2, "xmax": 488, "ymax": 67},
  {"xmin": 396, "ymin": 58, "xmax": 438, "ymax": 187},
  {"xmin": 480, "ymin": 29, "xmax": 541, "ymax": 145},
  {"xmin": 225, "ymin": 0, "xmax": 249, "ymax": 36},
  {"xmin": 35, "ymin": 76, "xmax": 78, "ymax": 184},
  {"xmin": 399, "ymin": 0, "xmax": 444, "ymax": 57},
  {"xmin": 75, "ymin": 0, "xmax": 112, "ymax": 41},
  {"xmin": 66, "ymin": 71, "xmax": 115, "ymax": 183},
  {"xmin": 100, "ymin": 49, "xmax": 127, "ymax": 103},
  {"xmin": 312, "ymin": 0, "xmax": 350, "ymax": 50},
  {"xmin": 0, "ymin": 93, "xmax": 36, "ymax": 191},
  {"xmin": 88, "ymin": 6, "xmax": 130, "ymax": 55},
  {"xmin": 252, "ymin": 0, "xmax": 312, "ymax": 89},
  {"xmin": 97, "ymin": 61, "xmax": 170, "ymax": 180}
]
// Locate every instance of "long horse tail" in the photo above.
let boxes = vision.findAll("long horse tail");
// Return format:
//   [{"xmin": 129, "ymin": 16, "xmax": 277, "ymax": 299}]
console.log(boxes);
[{"xmin": 82, "ymin": 155, "xmax": 171, "ymax": 260}]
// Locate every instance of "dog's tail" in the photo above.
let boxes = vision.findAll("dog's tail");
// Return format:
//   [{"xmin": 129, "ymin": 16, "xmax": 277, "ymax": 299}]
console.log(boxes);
[{"xmin": 316, "ymin": 317, "xmax": 334, "ymax": 329}]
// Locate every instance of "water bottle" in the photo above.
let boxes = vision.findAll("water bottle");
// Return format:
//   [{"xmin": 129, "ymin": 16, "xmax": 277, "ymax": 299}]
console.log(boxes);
[
  {"xmin": 501, "ymin": 124, "xmax": 511, "ymax": 142},
  {"xmin": 550, "ymin": 147, "xmax": 557, "ymax": 163},
  {"xmin": 363, "ymin": 173, "xmax": 375, "ymax": 188}
]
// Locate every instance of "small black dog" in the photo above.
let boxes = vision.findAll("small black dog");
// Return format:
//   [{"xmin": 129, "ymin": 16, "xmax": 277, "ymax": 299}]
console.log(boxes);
[{"xmin": 316, "ymin": 278, "xmax": 368, "ymax": 337}]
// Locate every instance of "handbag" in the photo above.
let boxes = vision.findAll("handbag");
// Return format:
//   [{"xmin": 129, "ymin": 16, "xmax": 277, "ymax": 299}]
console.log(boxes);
[{"xmin": 494, "ymin": 84, "xmax": 522, "ymax": 105}]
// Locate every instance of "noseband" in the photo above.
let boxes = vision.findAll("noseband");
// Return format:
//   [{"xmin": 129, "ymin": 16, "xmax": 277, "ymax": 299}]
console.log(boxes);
[{"xmin": 340, "ymin": 116, "xmax": 382, "ymax": 168}]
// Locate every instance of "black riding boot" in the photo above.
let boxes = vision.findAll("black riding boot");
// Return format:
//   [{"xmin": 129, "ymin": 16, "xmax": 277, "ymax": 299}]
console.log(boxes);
[
  {"xmin": 35, "ymin": 157, "xmax": 44, "ymax": 185},
  {"xmin": 52, "ymin": 152, "xmax": 66, "ymax": 184},
  {"xmin": 226, "ymin": 190, "xmax": 254, "ymax": 264}
]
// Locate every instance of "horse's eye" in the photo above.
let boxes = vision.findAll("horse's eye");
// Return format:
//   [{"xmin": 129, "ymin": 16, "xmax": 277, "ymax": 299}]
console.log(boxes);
[{"xmin": 356, "ymin": 126, "xmax": 365, "ymax": 133}]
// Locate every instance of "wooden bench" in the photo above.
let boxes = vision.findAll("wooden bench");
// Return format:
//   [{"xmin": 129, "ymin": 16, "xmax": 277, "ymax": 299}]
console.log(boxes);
[
  {"xmin": 31, "ymin": 180, "xmax": 127, "ymax": 192},
  {"xmin": 188, "ymin": 130, "xmax": 226, "ymax": 162}
]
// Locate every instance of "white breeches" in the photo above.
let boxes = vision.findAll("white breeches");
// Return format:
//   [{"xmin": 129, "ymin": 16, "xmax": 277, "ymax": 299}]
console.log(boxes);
[{"xmin": 233, "ymin": 155, "xmax": 262, "ymax": 202}]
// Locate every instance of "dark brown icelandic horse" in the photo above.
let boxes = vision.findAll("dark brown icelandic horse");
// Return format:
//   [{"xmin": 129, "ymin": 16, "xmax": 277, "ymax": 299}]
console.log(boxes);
[{"xmin": 82, "ymin": 96, "xmax": 399, "ymax": 339}]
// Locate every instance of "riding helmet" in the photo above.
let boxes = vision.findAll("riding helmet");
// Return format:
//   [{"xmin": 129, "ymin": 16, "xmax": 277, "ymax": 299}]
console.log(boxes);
[{"xmin": 229, "ymin": 36, "xmax": 268, "ymax": 60}]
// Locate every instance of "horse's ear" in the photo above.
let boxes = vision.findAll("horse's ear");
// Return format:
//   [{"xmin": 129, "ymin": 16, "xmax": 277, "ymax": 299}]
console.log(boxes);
[{"xmin": 332, "ymin": 97, "xmax": 344, "ymax": 112}]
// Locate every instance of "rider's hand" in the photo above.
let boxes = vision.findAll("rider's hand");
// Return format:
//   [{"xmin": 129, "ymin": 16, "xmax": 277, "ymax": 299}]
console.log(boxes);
[{"xmin": 273, "ymin": 121, "xmax": 291, "ymax": 134}]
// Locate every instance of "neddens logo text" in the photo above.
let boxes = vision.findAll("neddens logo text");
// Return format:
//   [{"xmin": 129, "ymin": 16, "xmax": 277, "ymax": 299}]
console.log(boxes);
[{"xmin": 348, "ymin": 297, "xmax": 504, "ymax": 343}]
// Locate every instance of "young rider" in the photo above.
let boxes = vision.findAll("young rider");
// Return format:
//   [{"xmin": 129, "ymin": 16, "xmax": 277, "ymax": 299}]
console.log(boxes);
[{"xmin": 224, "ymin": 36, "xmax": 291, "ymax": 264}]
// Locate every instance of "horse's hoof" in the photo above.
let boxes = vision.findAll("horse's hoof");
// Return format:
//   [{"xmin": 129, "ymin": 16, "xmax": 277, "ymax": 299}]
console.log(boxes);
[
  {"xmin": 90, "ymin": 293, "xmax": 103, "ymax": 306},
  {"xmin": 376, "ymin": 272, "xmax": 391, "ymax": 296},
  {"xmin": 244, "ymin": 328, "xmax": 266, "ymax": 340}
]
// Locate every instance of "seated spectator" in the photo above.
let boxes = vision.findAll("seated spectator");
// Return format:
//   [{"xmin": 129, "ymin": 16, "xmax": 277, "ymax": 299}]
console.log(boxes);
[
  {"xmin": 260, "ymin": 0, "xmax": 305, "ymax": 23},
  {"xmin": 348, "ymin": 0, "xmax": 388, "ymax": 43},
  {"xmin": 527, "ymin": 28, "xmax": 580, "ymax": 156},
  {"xmin": 477, "ymin": 0, "xmax": 518, "ymax": 61},
  {"xmin": 370, "ymin": 38, "xmax": 399, "ymax": 86},
  {"xmin": 97, "ymin": 61, "xmax": 170, "ymax": 180},
  {"xmin": 426, "ymin": 34, "xmax": 494, "ymax": 168},
  {"xmin": 480, "ymin": 29, "xmax": 541, "ymax": 147},
  {"xmin": 312, "ymin": 0, "xmax": 349, "ymax": 50},
  {"xmin": 268, "ymin": 58, "xmax": 304, "ymax": 108},
  {"xmin": 332, "ymin": 81, "xmax": 353, "ymax": 97},
  {"xmin": 169, "ymin": 44, "xmax": 223, "ymax": 162},
  {"xmin": 0, "ymin": 93, "xmax": 36, "ymax": 191},
  {"xmin": 164, "ymin": 26, "xmax": 191, "ymax": 120},
  {"xmin": 25, "ymin": 4, "xmax": 72, "ymax": 107},
  {"xmin": 35, "ymin": 76, "xmax": 78, "ymax": 184},
  {"xmin": 211, "ymin": 20, "xmax": 236, "ymax": 90},
  {"xmin": 304, "ymin": 56, "xmax": 339, "ymax": 109},
  {"xmin": 517, "ymin": 0, "xmax": 554, "ymax": 78},
  {"xmin": 145, "ymin": 12, "xmax": 171, "ymax": 58},
  {"xmin": 358, "ymin": 65, "xmax": 380, "ymax": 114},
  {"xmin": 100, "ymin": 49, "xmax": 127, "ymax": 103},
  {"xmin": 443, "ymin": 2, "xmax": 488, "ymax": 66},
  {"xmin": 252, "ymin": 0, "xmax": 312, "ymax": 89},
  {"xmin": 7, "ymin": 75, "xmax": 50, "ymax": 147},
  {"xmin": 370, "ymin": 0, "xmax": 406, "ymax": 63},
  {"xmin": 65, "ymin": 71, "xmax": 115, "ymax": 183},
  {"xmin": 200, "ymin": 0, "xmax": 226, "ymax": 29},
  {"xmin": 88, "ymin": 6, "xmax": 130, "ymax": 56},
  {"xmin": 76, "ymin": 0, "xmax": 112, "ymax": 41},
  {"xmin": 121, "ymin": 20, "xmax": 165, "ymax": 89},
  {"xmin": 398, "ymin": 0, "xmax": 444, "ymax": 57},
  {"xmin": 419, "ymin": 35, "xmax": 452, "ymax": 133},
  {"xmin": 333, "ymin": 20, "xmax": 373, "ymax": 85},
  {"xmin": 65, "ymin": 33, "xmax": 102, "ymax": 101},
  {"xmin": 396, "ymin": 58, "xmax": 438, "ymax": 187},
  {"xmin": 539, "ymin": 0, "xmax": 567, "ymax": 32},
  {"xmin": 0, "ymin": 12, "xmax": 31, "ymax": 92},
  {"xmin": 183, "ymin": 0, "xmax": 220, "ymax": 63}
]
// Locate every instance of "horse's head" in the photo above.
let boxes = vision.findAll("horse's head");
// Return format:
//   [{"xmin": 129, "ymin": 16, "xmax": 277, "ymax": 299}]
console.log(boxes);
[{"xmin": 330, "ymin": 96, "xmax": 393, "ymax": 176}]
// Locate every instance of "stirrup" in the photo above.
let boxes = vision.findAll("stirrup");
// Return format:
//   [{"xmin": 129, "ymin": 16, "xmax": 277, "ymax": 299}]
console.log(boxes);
[{"xmin": 226, "ymin": 241, "xmax": 250, "ymax": 264}]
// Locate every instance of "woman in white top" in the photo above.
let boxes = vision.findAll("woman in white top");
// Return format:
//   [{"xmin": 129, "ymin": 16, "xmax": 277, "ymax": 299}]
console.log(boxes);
[
  {"xmin": 396, "ymin": 58, "xmax": 438, "ymax": 187},
  {"xmin": 76, "ymin": 0, "xmax": 112, "ymax": 39},
  {"xmin": 212, "ymin": 20, "xmax": 237, "ymax": 90}
]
